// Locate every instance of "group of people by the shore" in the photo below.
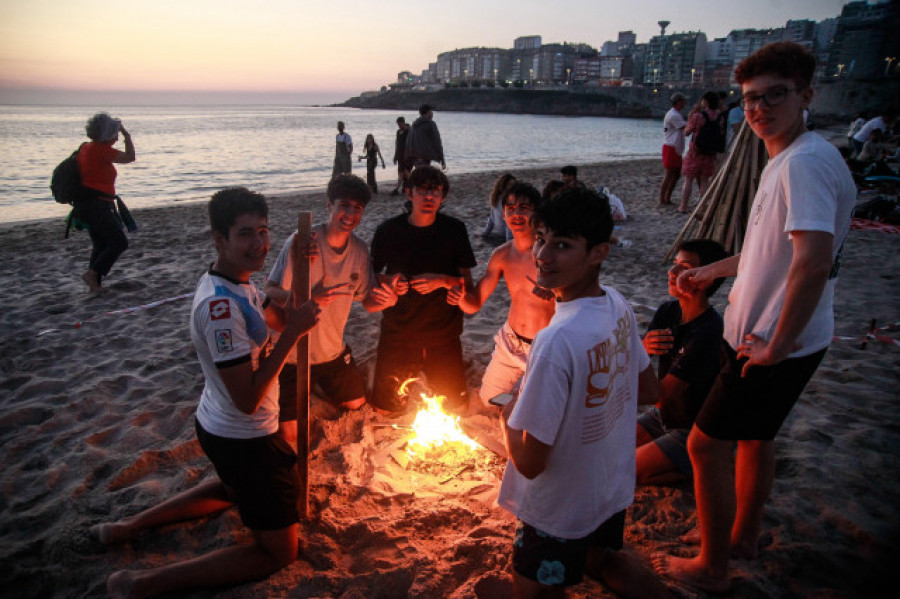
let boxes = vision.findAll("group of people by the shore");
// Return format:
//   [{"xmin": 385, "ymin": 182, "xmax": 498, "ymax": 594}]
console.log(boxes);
[
  {"xmin": 85, "ymin": 41, "xmax": 859, "ymax": 599},
  {"xmin": 331, "ymin": 103, "xmax": 447, "ymax": 196}
]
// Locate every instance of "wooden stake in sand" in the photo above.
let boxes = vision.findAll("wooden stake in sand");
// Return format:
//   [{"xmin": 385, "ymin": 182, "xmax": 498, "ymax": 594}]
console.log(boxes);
[
  {"xmin": 292, "ymin": 212, "xmax": 312, "ymax": 519},
  {"xmin": 664, "ymin": 119, "xmax": 768, "ymax": 262}
]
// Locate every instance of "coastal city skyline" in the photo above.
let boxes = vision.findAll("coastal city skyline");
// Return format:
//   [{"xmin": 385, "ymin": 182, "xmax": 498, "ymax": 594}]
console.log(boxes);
[{"xmin": 0, "ymin": 0, "xmax": 858, "ymax": 104}]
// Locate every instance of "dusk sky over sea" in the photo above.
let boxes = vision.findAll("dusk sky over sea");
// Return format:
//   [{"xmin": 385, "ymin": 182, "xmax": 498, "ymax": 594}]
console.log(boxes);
[{"xmin": 1, "ymin": 0, "xmax": 851, "ymax": 104}]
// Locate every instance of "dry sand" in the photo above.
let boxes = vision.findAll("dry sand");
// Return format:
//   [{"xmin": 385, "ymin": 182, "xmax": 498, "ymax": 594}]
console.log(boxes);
[{"xmin": 1, "ymin": 158, "xmax": 898, "ymax": 598}]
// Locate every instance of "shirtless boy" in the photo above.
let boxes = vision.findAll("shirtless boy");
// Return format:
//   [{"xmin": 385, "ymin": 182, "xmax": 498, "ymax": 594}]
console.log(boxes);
[{"xmin": 453, "ymin": 182, "xmax": 555, "ymax": 407}]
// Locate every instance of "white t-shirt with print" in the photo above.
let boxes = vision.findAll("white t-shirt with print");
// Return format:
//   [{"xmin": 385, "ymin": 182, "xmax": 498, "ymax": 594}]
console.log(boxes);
[
  {"xmin": 192, "ymin": 271, "xmax": 278, "ymax": 439},
  {"xmin": 498, "ymin": 287, "xmax": 650, "ymax": 539}
]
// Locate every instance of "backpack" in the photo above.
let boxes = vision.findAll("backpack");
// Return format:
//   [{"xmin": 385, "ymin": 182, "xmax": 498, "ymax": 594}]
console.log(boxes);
[
  {"xmin": 694, "ymin": 111, "xmax": 726, "ymax": 155},
  {"xmin": 50, "ymin": 146, "xmax": 85, "ymax": 205}
]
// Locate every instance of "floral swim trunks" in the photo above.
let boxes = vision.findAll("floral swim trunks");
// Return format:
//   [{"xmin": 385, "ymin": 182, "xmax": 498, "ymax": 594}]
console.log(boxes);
[{"xmin": 512, "ymin": 510, "xmax": 625, "ymax": 587}]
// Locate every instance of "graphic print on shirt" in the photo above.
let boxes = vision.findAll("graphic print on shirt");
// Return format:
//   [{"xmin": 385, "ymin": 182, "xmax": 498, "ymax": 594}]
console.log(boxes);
[{"xmin": 582, "ymin": 315, "xmax": 631, "ymax": 444}]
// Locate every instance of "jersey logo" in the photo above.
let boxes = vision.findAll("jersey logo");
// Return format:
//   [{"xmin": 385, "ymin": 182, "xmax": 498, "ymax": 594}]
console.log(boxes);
[
  {"xmin": 215, "ymin": 329, "xmax": 233, "ymax": 353},
  {"xmin": 209, "ymin": 299, "xmax": 231, "ymax": 320}
]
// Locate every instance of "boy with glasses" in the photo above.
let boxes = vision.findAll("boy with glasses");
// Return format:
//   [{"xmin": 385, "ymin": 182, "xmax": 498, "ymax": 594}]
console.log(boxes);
[
  {"xmin": 369, "ymin": 166, "xmax": 477, "ymax": 414},
  {"xmin": 451, "ymin": 182, "xmax": 555, "ymax": 409},
  {"xmin": 655, "ymin": 42, "xmax": 856, "ymax": 593}
]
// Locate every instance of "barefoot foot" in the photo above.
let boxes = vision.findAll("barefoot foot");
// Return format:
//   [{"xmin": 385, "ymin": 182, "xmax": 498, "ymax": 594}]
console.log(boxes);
[
  {"xmin": 652, "ymin": 553, "xmax": 730, "ymax": 594},
  {"xmin": 679, "ymin": 527, "xmax": 760, "ymax": 560}
]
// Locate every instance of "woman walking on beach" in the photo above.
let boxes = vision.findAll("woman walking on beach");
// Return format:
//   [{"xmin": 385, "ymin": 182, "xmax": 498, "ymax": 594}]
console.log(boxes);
[
  {"xmin": 678, "ymin": 91, "xmax": 721, "ymax": 214},
  {"xmin": 359, "ymin": 134, "xmax": 385, "ymax": 193},
  {"xmin": 76, "ymin": 112, "xmax": 136, "ymax": 296}
]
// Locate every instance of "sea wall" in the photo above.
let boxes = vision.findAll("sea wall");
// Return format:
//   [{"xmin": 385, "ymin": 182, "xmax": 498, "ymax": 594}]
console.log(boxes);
[{"xmin": 339, "ymin": 80, "xmax": 898, "ymax": 122}]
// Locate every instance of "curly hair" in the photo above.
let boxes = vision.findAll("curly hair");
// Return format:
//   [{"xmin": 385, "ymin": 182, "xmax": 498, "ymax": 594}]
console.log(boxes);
[
  {"xmin": 327, "ymin": 174, "xmax": 372, "ymax": 207},
  {"xmin": 85, "ymin": 112, "xmax": 120, "ymax": 142},
  {"xmin": 734, "ymin": 42, "xmax": 815, "ymax": 90},
  {"xmin": 208, "ymin": 187, "xmax": 268, "ymax": 238}
]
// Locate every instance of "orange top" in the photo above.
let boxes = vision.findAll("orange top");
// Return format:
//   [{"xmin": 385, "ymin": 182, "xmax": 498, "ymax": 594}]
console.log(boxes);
[{"xmin": 77, "ymin": 141, "xmax": 119, "ymax": 197}]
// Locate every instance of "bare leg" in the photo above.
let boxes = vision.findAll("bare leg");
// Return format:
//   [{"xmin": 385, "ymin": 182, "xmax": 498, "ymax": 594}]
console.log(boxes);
[
  {"xmin": 677, "ymin": 176, "xmax": 694, "ymax": 213},
  {"xmin": 91, "ymin": 479, "xmax": 233, "ymax": 544},
  {"xmin": 659, "ymin": 168, "xmax": 680, "ymax": 205},
  {"xmin": 107, "ymin": 524, "xmax": 299, "ymax": 599},
  {"xmin": 511, "ymin": 570, "xmax": 565, "ymax": 599},
  {"xmin": 654, "ymin": 426, "xmax": 733, "ymax": 593},
  {"xmin": 636, "ymin": 442, "xmax": 687, "ymax": 487},
  {"xmin": 588, "ymin": 547, "xmax": 674, "ymax": 599},
  {"xmin": 82, "ymin": 269, "xmax": 102, "ymax": 294},
  {"xmin": 280, "ymin": 420, "xmax": 298, "ymax": 447},
  {"xmin": 731, "ymin": 440, "xmax": 774, "ymax": 559}
]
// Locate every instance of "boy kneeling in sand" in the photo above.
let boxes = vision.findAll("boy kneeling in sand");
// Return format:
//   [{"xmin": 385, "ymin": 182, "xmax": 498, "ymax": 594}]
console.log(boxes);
[
  {"xmin": 451, "ymin": 182, "xmax": 555, "ymax": 409},
  {"xmin": 265, "ymin": 174, "xmax": 395, "ymax": 442},
  {"xmin": 498, "ymin": 188, "xmax": 673, "ymax": 598},
  {"xmin": 92, "ymin": 188, "xmax": 320, "ymax": 598}
]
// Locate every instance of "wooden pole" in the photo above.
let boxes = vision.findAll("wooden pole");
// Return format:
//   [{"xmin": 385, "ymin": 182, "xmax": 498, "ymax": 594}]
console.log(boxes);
[{"xmin": 292, "ymin": 212, "xmax": 312, "ymax": 519}]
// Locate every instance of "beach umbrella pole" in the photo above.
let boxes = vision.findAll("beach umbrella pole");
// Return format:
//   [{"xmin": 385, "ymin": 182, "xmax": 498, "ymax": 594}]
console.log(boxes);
[{"xmin": 292, "ymin": 212, "xmax": 312, "ymax": 519}]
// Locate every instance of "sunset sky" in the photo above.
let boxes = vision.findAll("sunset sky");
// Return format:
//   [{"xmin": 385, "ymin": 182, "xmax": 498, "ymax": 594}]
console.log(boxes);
[{"xmin": 0, "ymin": 0, "xmax": 850, "ymax": 104}]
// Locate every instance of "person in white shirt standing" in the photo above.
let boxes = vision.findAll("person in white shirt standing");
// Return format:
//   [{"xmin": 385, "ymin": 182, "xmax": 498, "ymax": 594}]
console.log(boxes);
[
  {"xmin": 655, "ymin": 42, "xmax": 856, "ymax": 594},
  {"xmin": 660, "ymin": 93, "xmax": 687, "ymax": 206}
]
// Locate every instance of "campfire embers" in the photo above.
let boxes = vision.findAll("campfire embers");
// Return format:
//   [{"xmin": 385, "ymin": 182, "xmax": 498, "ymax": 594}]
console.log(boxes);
[{"xmin": 371, "ymin": 379, "xmax": 501, "ymax": 481}]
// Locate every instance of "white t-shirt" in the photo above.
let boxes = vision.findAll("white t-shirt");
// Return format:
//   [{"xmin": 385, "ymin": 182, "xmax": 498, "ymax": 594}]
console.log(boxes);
[
  {"xmin": 268, "ymin": 224, "xmax": 374, "ymax": 364},
  {"xmin": 724, "ymin": 132, "xmax": 856, "ymax": 357},
  {"xmin": 663, "ymin": 107, "xmax": 687, "ymax": 154},
  {"xmin": 853, "ymin": 117, "xmax": 885, "ymax": 143},
  {"xmin": 192, "ymin": 271, "xmax": 278, "ymax": 439},
  {"xmin": 498, "ymin": 287, "xmax": 650, "ymax": 539}
]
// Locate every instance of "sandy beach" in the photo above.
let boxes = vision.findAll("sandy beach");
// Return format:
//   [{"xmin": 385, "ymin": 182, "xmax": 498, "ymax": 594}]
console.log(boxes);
[{"xmin": 1, "ymin": 157, "xmax": 898, "ymax": 598}]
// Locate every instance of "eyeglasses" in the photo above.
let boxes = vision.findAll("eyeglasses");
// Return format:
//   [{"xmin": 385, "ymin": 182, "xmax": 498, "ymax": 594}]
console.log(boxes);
[
  {"xmin": 739, "ymin": 86, "xmax": 796, "ymax": 110},
  {"xmin": 503, "ymin": 202, "xmax": 534, "ymax": 215},
  {"xmin": 411, "ymin": 186, "xmax": 444, "ymax": 199}
]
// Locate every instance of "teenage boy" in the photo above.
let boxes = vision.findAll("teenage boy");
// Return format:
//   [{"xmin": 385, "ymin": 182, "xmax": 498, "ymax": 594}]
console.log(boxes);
[
  {"xmin": 92, "ymin": 188, "xmax": 320, "ymax": 598},
  {"xmin": 636, "ymin": 239, "xmax": 727, "ymax": 486},
  {"xmin": 265, "ymin": 174, "xmax": 392, "ymax": 443},
  {"xmin": 370, "ymin": 165, "xmax": 476, "ymax": 414},
  {"xmin": 498, "ymin": 188, "xmax": 672, "ymax": 599},
  {"xmin": 655, "ymin": 42, "xmax": 856, "ymax": 593},
  {"xmin": 451, "ymin": 182, "xmax": 555, "ymax": 408}
]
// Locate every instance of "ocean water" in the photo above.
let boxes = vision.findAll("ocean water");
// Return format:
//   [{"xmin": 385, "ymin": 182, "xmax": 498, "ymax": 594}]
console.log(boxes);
[{"xmin": 0, "ymin": 105, "xmax": 660, "ymax": 224}]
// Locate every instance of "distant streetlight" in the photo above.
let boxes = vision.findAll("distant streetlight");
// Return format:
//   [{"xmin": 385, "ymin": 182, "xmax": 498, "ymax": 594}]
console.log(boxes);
[
  {"xmin": 836, "ymin": 63, "xmax": 845, "ymax": 78},
  {"xmin": 691, "ymin": 68, "xmax": 696, "ymax": 87},
  {"xmin": 886, "ymin": 56, "xmax": 897, "ymax": 76}
]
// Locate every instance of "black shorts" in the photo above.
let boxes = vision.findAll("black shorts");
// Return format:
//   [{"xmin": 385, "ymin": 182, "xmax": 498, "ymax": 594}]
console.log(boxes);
[
  {"xmin": 696, "ymin": 342, "xmax": 826, "ymax": 441},
  {"xmin": 371, "ymin": 334, "xmax": 468, "ymax": 413},
  {"xmin": 195, "ymin": 419, "xmax": 299, "ymax": 530},
  {"xmin": 512, "ymin": 510, "xmax": 626, "ymax": 587},
  {"xmin": 279, "ymin": 345, "xmax": 366, "ymax": 420}
]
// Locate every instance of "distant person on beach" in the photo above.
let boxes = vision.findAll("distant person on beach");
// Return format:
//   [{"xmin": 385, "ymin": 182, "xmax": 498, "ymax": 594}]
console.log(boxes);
[
  {"xmin": 660, "ymin": 93, "xmax": 688, "ymax": 206},
  {"xmin": 655, "ymin": 42, "xmax": 856, "ymax": 593},
  {"xmin": 332, "ymin": 121, "xmax": 353, "ymax": 179},
  {"xmin": 560, "ymin": 165, "xmax": 586, "ymax": 189},
  {"xmin": 542, "ymin": 179, "xmax": 567, "ymax": 201},
  {"xmin": 369, "ymin": 166, "xmax": 476, "ymax": 415},
  {"xmin": 725, "ymin": 101, "xmax": 744, "ymax": 150},
  {"xmin": 677, "ymin": 91, "xmax": 723, "ymax": 214},
  {"xmin": 453, "ymin": 182, "xmax": 555, "ymax": 409},
  {"xmin": 92, "ymin": 187, "xmax": 321, "ymax": 598},
  {"xmin": 406, "ymin": 104, "xmax": 446, "ymax": 170},
  {"xmin": 391, "ymin": 116, "xmax": 411, "ymax": 196},
  {"xmin": 497, "ymin": 188, "xmax": 672, "ymax": 599},
  {"xmin": 851, "ymin": 112, "xmax": 897, "ymax": 157},
  {"xmin": 358, "ymin": 134, "xmax": 385, "ymax": 193},
  {"xmin": 76, "ymin": 112, "xmax": 135, "ymax": 296},
  {"xmin": 846, "ymin": 113, "xmax": 865, "ymax": 153},
  {"xmin": 636, "ymin": 239, "xmax": 727, "ymax": 486},
  {"xmin": 265, "ymin": 174, "xmax": 394, "ymax": 444},
  {"xmin": 480, "ymin": 172, "xmax": 516, "ymax": 243}
]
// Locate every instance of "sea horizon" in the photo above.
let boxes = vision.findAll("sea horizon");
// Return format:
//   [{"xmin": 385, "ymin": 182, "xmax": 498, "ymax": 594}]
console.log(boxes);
[{"xmin": 0, "ymin": 104, "xmax": 661, "ymax": 224}]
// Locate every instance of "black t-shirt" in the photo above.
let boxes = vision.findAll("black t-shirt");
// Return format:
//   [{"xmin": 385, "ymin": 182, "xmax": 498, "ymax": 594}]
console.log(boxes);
[
  {"xmin": 371, "ymin": 212, "xmax": 477, "ymax": 341},
  {"xmin": 647, "ymin": 301, "xmax": 723, "ymax": 429}
]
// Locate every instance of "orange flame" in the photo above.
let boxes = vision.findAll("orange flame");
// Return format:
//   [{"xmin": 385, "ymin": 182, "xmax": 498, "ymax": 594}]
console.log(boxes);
[{"xmin": 406, "ymin": 391, "xmax": 479, "ymax": 459}]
